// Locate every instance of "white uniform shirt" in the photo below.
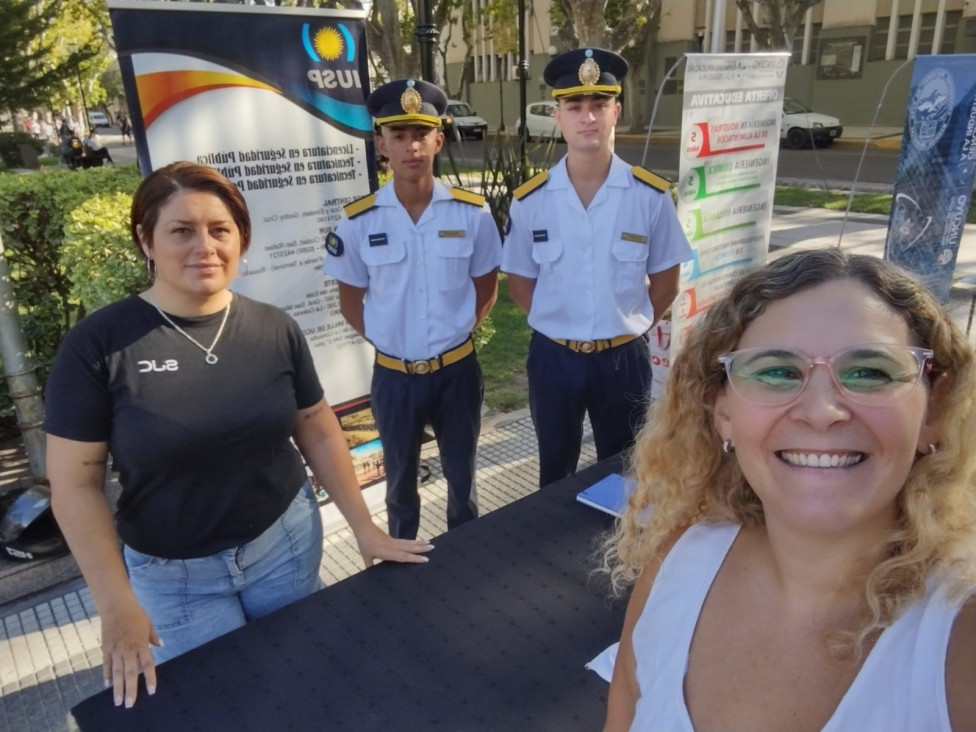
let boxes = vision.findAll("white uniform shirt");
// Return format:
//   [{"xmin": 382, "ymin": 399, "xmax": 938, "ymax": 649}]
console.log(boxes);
[
  {"xmin": 324, "ymin": 179, "xmax": 501, "ymax": 360},
  {"xmin": 502, "ymin": 154, "xmax": 692, "ymax": 340}
]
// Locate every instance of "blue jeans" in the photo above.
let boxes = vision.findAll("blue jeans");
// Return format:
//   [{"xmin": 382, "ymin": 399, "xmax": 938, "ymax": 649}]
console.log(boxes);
[{"xmin": 123, "ymin": 481, "xmax": 324, "ymax": 664}]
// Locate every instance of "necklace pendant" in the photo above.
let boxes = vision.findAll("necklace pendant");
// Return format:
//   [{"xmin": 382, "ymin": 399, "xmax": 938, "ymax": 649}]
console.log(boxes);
[{"xmin": 205, "ymin": 353, "xmax": 219, "ymax": 365}]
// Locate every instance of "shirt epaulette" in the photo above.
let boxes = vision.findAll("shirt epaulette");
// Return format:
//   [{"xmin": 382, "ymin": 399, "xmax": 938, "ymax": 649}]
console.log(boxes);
[
  {"xmin": 343, "ymin": 193, "xmax": 378, "ymax": 219},
  {"xmin": 513, "ymin": 171, "xmax": 549, "ymax": 200},
  {"xmin": 631, "ymin": 166, "xmax": 671, "ymax": 193},
  {"xmin": 449, "ymin": 187, "xmax": 486, "ymax": 207}
]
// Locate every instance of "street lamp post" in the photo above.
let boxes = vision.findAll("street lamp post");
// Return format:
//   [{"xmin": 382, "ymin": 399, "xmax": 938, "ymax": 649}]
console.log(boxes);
[
  {"xmin": 414, "ymin": 0, "xmax": 439, "ymax": 175},
  {"xmin": 70, "ymin": 45, "xmax": 90, "ymax": 133},
  {"xmin": 517, "ymin": 0, "xmax": 528, "ymax": 180}
]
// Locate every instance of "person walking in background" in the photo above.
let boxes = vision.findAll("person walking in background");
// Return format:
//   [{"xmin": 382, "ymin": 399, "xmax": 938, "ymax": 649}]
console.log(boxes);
[
  {"xmin": 324, "ymin": 79, "xmax": 501, "ymax": 540},
  {"xmin": 119, "ymin": 114, "xmax": 132, "ymax": 145},
  {"xmin": 502, "ymin": 48, "xmax": 692, "ymax": 488},
  {"xmin": 46, "ymin": 162, "xmax": 432, "ymax": 710}
]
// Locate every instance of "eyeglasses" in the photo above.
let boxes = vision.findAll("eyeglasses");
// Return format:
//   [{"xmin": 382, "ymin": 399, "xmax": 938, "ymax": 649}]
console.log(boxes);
[{"xmin": 717, "ymin": 344, "xmax": 934, "ymax": 406}]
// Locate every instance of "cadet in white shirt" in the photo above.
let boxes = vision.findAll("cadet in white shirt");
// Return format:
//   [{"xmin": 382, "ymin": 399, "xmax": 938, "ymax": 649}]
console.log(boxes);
[
  {"xmin": 502, "ymin": 48, "xmax": 692, "ymax": 487},
  {"xmin": 324, "ymin": 79, "xmax": 502, "ymax": 539}
]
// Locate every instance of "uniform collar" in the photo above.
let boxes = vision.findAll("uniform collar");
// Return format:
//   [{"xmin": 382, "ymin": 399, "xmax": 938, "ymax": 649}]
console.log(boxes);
[
  {"xmin": 375, "ymin": 177, "xmax": 451, "ymax": 206},
  {"xmin": 547, "ymin": 153, "xmax": 631, "ymax": 189}
]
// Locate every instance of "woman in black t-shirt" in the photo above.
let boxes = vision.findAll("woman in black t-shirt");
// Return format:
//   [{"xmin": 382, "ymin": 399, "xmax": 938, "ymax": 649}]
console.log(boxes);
[{"xmin": 45, "ymin": 162, "xmax": 433, "ymax": 709}]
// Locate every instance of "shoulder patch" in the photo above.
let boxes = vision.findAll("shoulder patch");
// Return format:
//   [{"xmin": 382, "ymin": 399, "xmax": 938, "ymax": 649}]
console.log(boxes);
[
  {"xmin": 513, "ymin": 171, "xmax": 549, "ymax": 201},
  {"xmin": 325, "ymin": 231, "xmax": 344, "ymax": 257},
  {"xmin": 631, "ymin": 166, "xmax": 671, "ymax": 193},
  {"xmin": 449, "ymin": 187, "xmax": 486, "ymax": 207},
  {"xmin": 343, "ymin": 193, "xmax": 377, "ymax": 219}
]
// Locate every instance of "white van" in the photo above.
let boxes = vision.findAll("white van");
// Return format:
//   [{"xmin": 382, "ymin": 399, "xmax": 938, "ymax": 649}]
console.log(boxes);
[{"xmin": 88, "ymin": 111, "xmax": 111, "ymax": 129}]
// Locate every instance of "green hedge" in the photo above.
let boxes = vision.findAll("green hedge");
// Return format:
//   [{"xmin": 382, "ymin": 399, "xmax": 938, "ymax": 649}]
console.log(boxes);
[{"xmin": 0, "ymin": 167, "xmax": 142, "ymax": 417}]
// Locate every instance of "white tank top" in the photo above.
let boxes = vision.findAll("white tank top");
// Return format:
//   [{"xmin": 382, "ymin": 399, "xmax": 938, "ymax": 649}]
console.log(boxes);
[{"xmin": 629, "ymin": 522, "xmax": 965, "ymax": 732}]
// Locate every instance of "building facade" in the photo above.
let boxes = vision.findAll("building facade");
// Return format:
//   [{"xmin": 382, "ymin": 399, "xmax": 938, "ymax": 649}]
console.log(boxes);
[{"xmin": 443, "ymin": 0, "xmax": 976, "ymax": 132}]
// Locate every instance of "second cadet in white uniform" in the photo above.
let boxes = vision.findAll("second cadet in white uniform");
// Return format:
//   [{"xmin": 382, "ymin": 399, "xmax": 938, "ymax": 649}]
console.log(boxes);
[
  {"xmin": 502, "ymin": 48, "xmax": 692, "ymax": 487},
  {"xmin": 324, "ymin": 78, "xmax": 502, "ymax": 539}
]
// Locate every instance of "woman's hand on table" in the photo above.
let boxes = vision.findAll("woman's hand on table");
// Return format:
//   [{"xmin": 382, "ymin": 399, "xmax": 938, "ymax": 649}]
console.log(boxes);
[
  {"xmin": 100, "ymin": 596, "xmax": 162, "ymax": 708},
  {"xmin": 354, "ymin": 523, "xmax": 434, "ymax": 568}
]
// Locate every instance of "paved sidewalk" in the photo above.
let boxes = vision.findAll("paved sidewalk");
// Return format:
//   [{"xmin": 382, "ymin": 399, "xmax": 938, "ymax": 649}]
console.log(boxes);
[{"xmin": 0, "ymin": 412, "xmax": 596, "ymax": 732}]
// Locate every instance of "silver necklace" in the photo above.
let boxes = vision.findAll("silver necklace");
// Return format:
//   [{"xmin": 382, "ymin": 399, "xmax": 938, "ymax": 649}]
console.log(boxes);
[{"xmin": 148, "ymin": 292, "xmax": 231, "ymax": 365}]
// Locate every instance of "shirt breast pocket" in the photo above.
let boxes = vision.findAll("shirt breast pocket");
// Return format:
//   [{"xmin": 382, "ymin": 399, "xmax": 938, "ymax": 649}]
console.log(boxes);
[
  {"xmin": 361, "ymin": 238, "xmax": 407, "ymax": 291},
  {"xmin": 530, "ymin": 239, "xmax": 564, "ymax": 292},
  {"xmin": 435, "ymin": 236, "xmax": 474, "ymax": 291},
  {"xmin": 611, "ymin": 237, "xmax": 649, "ymax": 297}
]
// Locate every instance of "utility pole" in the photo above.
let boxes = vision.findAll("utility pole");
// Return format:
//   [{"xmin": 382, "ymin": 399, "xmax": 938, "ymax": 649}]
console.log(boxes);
[{"xmin": 0, "ymin": 230, "xmax": 47, "ymax": 488}]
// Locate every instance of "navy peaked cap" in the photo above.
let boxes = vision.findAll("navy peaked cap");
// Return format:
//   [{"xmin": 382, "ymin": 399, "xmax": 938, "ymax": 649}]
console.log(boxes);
[
  {"xmin": 366, "ymin": 78, "xmax": 447, "ymax": 127},
  {"xmin": 543, "ymin": 47, "xmax": 628, "ymax": 99}
]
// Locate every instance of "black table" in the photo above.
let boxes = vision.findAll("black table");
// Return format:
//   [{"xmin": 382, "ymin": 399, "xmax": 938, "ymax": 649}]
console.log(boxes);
[{"xmin": 71, "ymin": 458, "xmax": 626, "ymax": 731}]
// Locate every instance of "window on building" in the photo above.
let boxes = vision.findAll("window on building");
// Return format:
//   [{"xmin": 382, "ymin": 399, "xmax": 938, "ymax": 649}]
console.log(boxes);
[
  {"xmin": 724, "ymin": 29, "xmax": 753, "ymax": 52},
  {"xmin": 869, "ymin": 11, "xmax": 962, "ymax": 61},
  {"xmin": 662, "ymin": 56, "xmax": 683, "ymax": 95},
  {"xmin": 791, "ymin": 23, "xmax": 821, "ymax": 65}
]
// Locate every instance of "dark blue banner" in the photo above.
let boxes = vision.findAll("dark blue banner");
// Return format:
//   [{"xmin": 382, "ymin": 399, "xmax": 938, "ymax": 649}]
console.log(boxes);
[{"xmin": 884, "ymin": 55, "xmax": 976, "ymax": 302}]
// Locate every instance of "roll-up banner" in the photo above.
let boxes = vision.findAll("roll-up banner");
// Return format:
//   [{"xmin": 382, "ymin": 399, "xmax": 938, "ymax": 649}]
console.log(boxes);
[
  {"xmin": 107, "ymin": 1, "xmax": 385, "ymax": 509},
  {"xmin": 884, "ymin": 55, "xmax": 976, "ymax": 303},
  {"xmin": 671, "ymin": 53, "xmax": 790, "ymax": 354}
]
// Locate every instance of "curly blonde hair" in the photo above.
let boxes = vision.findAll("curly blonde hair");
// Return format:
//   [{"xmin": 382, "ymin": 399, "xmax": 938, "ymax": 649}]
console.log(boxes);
[{"xmin": 605, "ymin": 249, "xmax": 976, "ymax": 654}]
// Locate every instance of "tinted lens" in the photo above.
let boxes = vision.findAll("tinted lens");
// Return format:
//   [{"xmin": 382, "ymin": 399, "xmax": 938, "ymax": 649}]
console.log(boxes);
[
  {"xmin": 726, "ymin": 349, "xmax": 809, "ymax": 404},
  {"xmin": 831, "ymin": 346, "xmax": 924, "ymax": 402}
]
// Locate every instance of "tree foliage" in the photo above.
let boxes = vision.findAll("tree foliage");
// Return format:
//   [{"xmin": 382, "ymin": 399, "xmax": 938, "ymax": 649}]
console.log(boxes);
[
  {"xmin": 734, "ymin": 0, "xmax": 824, "ymax": 52},
  {"xmin": 549, "ymin": 1, "xmax": 663, "ymax": 133},
  {"xmin": 0, "ymin": 0, "xmax": 100, "ymax": 115},
  {"xmin": 549, "ymin": 0, "xmax": 659, "ymax": 52}
]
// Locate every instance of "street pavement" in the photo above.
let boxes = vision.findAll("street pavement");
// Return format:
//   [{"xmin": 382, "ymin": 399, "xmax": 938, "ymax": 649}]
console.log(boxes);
[{"xmin": 0, "ymin": 128, "xmax": 974, "ymax": 731}]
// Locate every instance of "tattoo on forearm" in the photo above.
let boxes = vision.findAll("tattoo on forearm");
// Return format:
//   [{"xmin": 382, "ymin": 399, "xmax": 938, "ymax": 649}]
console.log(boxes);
[
  {"xmin": 82, "ymin": 459, "xmax": 107, "ymax": 466},
  {"xmin": 304, "ymin": 407, "xmax": 324, "ymax": 420}
]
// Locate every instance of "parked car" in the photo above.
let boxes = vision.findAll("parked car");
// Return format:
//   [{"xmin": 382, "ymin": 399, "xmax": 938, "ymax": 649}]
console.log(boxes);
[
  {"xmin": 87, "ymin": 111, "xmax": 111, "ymax": 129},
  {"xmin": 446, "ymin": 100, "xmax": 488, "ymax": 139},
  {"xmin": 515, "ymin": 100, "xmax": 562, "ymax": 142},
  {"xmin": 780, "ymin": 98, "xmax": 843, "ymax": 149}
]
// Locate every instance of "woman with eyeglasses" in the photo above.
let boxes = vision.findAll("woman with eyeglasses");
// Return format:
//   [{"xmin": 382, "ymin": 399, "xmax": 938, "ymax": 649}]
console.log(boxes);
[{"xmin": 602, "ymin": 249, "xmax": 976, "ymax": 731}]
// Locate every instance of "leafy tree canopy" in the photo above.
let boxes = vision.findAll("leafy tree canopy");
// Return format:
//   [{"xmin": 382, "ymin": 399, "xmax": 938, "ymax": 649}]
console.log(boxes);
[{"xmin": 0, "ymin": 0, "xmax": 100, "ymax": 113}]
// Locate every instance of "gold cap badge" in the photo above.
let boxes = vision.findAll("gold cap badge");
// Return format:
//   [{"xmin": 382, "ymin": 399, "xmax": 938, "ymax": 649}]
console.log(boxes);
[
  {"xmin": 579, "ymin": 56, "xmax": 601, "ymax": 86},
  {"xmin": 400, "ymin": 86, "xmax": 423, "ymax": 114}
]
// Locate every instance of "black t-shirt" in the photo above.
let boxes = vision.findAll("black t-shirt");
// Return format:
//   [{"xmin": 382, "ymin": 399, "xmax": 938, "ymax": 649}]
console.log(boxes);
[{"xmin": 44, "ymin": 293, "xmax": 325, "ymax": 559}]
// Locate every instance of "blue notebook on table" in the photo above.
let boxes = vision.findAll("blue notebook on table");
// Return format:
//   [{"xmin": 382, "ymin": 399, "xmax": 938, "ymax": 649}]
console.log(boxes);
[{"xmin": 576, "ymin": 473, "xmax": 636, "ymax": 518}]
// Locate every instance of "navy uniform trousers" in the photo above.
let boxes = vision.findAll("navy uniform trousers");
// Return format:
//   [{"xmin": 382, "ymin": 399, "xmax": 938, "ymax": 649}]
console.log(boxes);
[
  {"xmin": 370, "ymin": 354, "xmax": 483, "ymax": 539},
  {"xmin": 527, "ymin": 332, "xmax": 652, "ymax": 487}
]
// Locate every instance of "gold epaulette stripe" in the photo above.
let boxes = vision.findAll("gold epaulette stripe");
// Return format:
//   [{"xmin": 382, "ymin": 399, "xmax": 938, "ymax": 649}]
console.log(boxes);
[
  {"xmin": 631, "ymin": 166, "xmax": 671, "ymax": 193},
  {"xmin": 449, "ymin": 187, "xmax": 486, "ymax": 207},
  {"xmin": 343, "ymin": 193, "xmax": 377, "ymax": 219},
  {"xmin": 513, "ymin": 171, "xmax": 549, "ymax": 200}
]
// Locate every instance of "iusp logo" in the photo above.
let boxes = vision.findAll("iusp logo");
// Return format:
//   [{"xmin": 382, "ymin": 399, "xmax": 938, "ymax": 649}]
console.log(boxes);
[
  {"xmin": 303, "ymin": 22, "xmax": 355, "ymax": 63},
  {"xmin": 302, "ymin": 22, "xmax": 362, "ymax": 91}
]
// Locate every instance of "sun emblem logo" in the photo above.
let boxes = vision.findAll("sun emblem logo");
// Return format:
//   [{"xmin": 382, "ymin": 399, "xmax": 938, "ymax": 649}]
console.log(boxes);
[{"xmin": 313, "ymin": 27, "xmax": 344, "ymax": 61}]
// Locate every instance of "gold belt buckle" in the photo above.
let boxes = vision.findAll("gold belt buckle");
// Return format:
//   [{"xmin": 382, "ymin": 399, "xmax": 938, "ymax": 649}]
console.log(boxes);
[
  {"xmin": 578, "ymin": 341, "xmax": 596, "ymax": 353},
  {"xmin": 411, "ymin": 360, "xmax": 431, "ymax": 374}
]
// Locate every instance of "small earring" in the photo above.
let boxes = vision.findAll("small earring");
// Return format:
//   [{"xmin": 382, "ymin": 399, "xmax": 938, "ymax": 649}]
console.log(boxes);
[
  {"xmin": 929, "ymin": 444, "xmax": 938, "ymax": 455},
  {"xmin": 722, "ymin": 439, "xmax": 734, "ymax": 454},
  {"xmin": 146, "ymin": 258, "xmax": 156, "ymax": 279},
  {"xmin": 237, "ymin": 256, "xmax": 248, "ymax": 278}
]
